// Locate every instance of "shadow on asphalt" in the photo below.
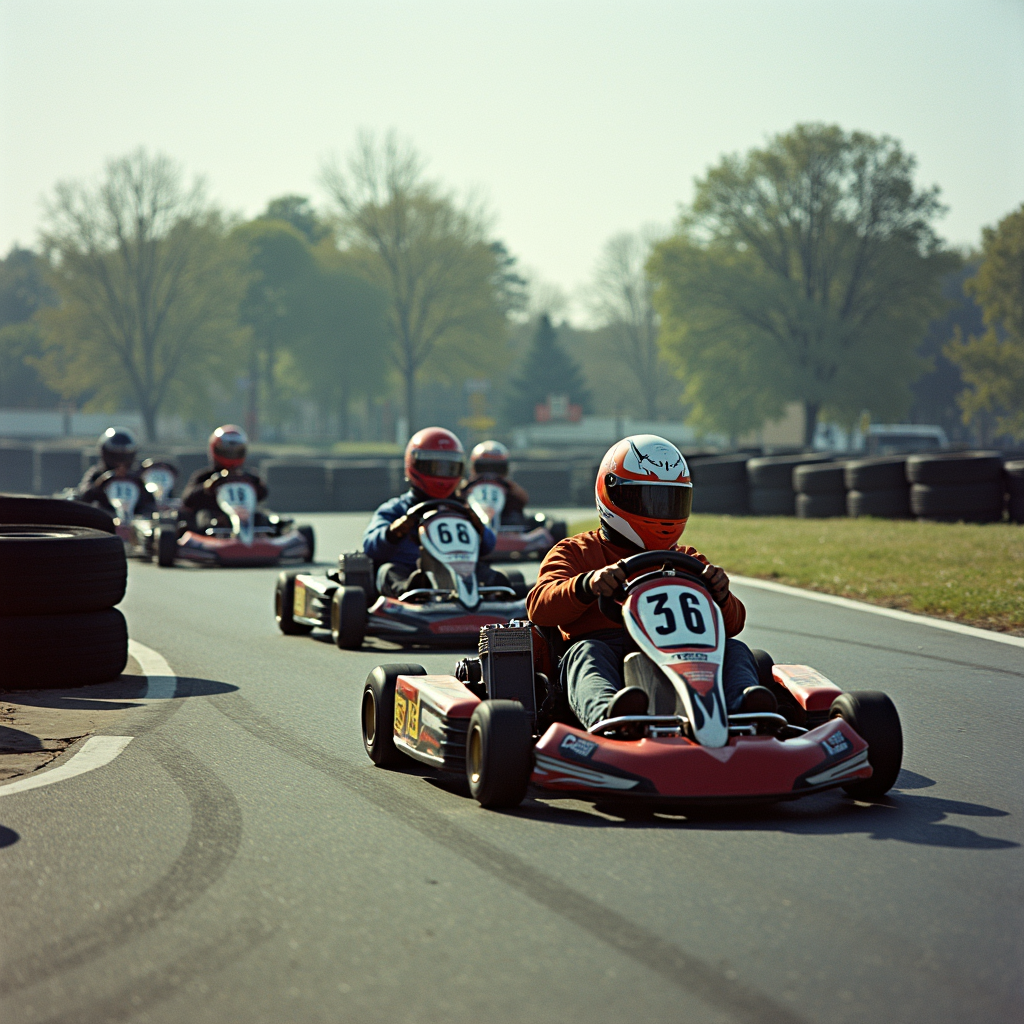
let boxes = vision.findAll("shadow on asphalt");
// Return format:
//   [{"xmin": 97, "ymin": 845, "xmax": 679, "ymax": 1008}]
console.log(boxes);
[
  {"xmin": 502, "ymin": 768, "xmax": 1019, "ymax": 850},
  {"xmin": 0, "ymin": 825, "xmax": 20, "ymax": 848},
  {"xmin": 3, "ymin": 674, "xmax": 238, "ymax": 711}
]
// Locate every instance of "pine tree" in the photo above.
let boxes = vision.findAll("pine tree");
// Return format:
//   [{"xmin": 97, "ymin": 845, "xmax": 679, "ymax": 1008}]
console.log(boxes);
[{"xmin": 504, "ymin": 313, "xmax": 592, "ymax": 425}]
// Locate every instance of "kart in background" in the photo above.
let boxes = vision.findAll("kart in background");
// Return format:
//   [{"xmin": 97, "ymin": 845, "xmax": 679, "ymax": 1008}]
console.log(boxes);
[
  {"xmin": 464, "ymin": 479, "xmax": 566, "ymax": 561},
  {"xmin": 359, "ymin": 550, "xmax": 903, "ymax": 811},
  {"xmin": 276, "ymin": 498, "xmax": 528, "ymax": 649},
  {"xmin": 160, "ymin": 472, "xmax": 313, "ymax": 567}
]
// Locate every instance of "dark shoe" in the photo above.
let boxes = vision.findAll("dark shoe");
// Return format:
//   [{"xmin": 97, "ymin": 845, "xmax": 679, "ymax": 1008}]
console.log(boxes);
[
  {"xmin": 604, "ymin": 686, "xmax": 650, "ymax": 721},
  {"xmin": 740, "ymin": 685, "xmax": 778, "ymax": 714}
]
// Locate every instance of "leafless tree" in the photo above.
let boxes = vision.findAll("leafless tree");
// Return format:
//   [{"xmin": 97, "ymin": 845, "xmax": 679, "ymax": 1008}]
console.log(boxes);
[
  {"xmin": 322, "ymin": 132, "xmax": 509, "ymax": 435},
  {"xmin": 590, "ymin": 227, "xmax": 668, "ymax": 420},
  {"xmin": 39, "ymin": 149, "xmax": 245, "ymax": 440}
]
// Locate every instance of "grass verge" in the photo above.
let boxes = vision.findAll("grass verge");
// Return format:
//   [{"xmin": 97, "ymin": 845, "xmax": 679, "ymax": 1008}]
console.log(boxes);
[{"xmin": 568, "ymin": 515, "xmax": 1024, "ymax": 635}]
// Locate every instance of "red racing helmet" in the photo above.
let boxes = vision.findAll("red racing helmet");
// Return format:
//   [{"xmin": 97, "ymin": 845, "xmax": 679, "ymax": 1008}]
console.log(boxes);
[
  {"xmin": 405, "ymin": 427, "xmax": 464, "ymax": 499},
  {"xmin": 595, "ymin": 434, "xmax": 692, "ymax": 550},
  {"xmin": 209, "ymin": 424, "xmax": 247, "ymax": 470},
  {"xmin": 470, "ymin": 440, "xmax": 509, "ymax": 478}
]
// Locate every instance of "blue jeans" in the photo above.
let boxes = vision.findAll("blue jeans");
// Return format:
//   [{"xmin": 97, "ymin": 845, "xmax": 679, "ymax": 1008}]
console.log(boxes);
[{"xmin": 560, "ymin": 635, "xmax": 758, "ymax": 730}]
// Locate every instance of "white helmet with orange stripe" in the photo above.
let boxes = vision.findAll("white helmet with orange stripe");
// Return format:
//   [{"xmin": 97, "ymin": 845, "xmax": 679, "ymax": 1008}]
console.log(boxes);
[{"xmin": 595, "ymin": 435, "xmax": 692, "ymax": 549}]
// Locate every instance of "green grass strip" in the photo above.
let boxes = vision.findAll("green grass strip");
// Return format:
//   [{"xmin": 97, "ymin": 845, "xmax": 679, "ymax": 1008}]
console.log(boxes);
[{"xmin": 568, "ymin": 514, "xmax": 1024, "ymax": 635}]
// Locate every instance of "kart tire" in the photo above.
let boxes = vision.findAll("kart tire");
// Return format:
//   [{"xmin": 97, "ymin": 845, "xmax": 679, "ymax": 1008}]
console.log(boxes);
[
  {"xmin": 331, "ymin": 585, "xmax": 367, "ymax": 650},
  {"xmin": 275, "ymin": 570, "xmax": 313, "ymax": 635},
  {"xmin": 1005, "ymin": 461, "xmax": 1024, "ymax": 497},
  {"xmin": 844, "ymin": 458, "xmax": 908, "ymax": 491},
  {"xmin": 0, "ymin": 525, "xmax": 127, "ymax": 615},
  {"xmin": 1010, "ymin": 494, "xmax": 1024, "ymax": 525},
  {"xmin": 362, "ymin": 663, "xmax": 427, "ymax": 768},
  {"xmin": 906, "ymin": 451, "xmax": 1003, "ymax": 486},
  {"xmin": 466, "ymin": 700, "xmax": 533, "ymax": 809},
  {"xmin": 156, "ymin": 525, "xmax": 177, "ymax": 567},
  {"xmin": 0, "ymin": 608, "xmax": 128, "ymax": 689},
  {"xmin": 847, "ymin": 488, "xmax": 911, "ymax": 519},
  {"xmin": 550, "ymin": 520, "xmax": 567, "ymax": 542},
  {"xmin": 0, "ymin": 494, "xmax": 116, "ymax": 534},
  {"xmin": 690, "ymin": 482, "xmax": 748, "ymax": 515},
  {"xmin": 829, "ymin": 691, "xmax": 903, "ymax": 799},
  {"xmin": 298, "ymin": 524, "xmax": 315, "ymax": 562},
  {"xmin": 793, "ymin": 462, "xmax": 846, "ymax": 495},
  {"xmin": 796, "ymin": 492, "xmax": 846, "ymax": 518},
  {"xmin": 910, "ymin": 481, "xmax": 1004, "ymax": 522}
]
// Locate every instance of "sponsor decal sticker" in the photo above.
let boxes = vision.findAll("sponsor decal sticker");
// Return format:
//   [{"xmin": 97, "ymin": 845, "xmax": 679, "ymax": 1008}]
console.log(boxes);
[
  {"xmin": 821, "ymin": 731, "xmax": 851, "ymax": 757},
  {"xmin": 292, "ymin": 580, "xmax": 306, "ymax": 618},
  {"xmin": 394, "ymin": 694, "xmax": 407, "ymax": 734},
  {"xmin": 560, "ymin": 734, "xmax": 598, "ymax": 760}
]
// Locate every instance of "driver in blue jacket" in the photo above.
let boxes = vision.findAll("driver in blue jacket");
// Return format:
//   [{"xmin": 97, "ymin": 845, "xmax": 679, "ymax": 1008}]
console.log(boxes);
[{"xmin": 363, "ymin": 427, "xmax": 500, "ymax": 597}]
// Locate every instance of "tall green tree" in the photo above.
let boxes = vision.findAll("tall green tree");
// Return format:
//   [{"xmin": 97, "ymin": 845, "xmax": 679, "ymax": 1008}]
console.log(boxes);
[
  {"xmin": 261, "ymin": 195, "xmax": 331, "ymax": 245},
  {"xmin": 651, "ymin": 124, "xmax": 957, "ymax": 444},
  {"xmin": 504, "ymin": 313, "xmax": 592, "ymax": 425},
  {"xmin": 37, "ymin": 149, "xmax": 247, "ymax": 440},
  {"xmin": 946, "ymin": 203, "xmax": 1024, "ymax": 440},
  {"xmin": 0, "ymin": 247, "xmax": 60, "ymax": 407},
  {"xmin": 322, "ymin": 132, "xmax": 514, "ymax": 434}
]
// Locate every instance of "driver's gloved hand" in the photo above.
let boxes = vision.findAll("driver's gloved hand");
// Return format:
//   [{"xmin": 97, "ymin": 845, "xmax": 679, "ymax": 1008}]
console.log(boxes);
[
  {"xmin": 386, "ymin": 513, "xmax": 416, "ymax": 544},
  {"xmin": 203, "ymin": 470, "xmax": 229, "ymax": 491},
  {"xmin": 466, "ymin": 508, "xmax": 486, "ymax": 535}
]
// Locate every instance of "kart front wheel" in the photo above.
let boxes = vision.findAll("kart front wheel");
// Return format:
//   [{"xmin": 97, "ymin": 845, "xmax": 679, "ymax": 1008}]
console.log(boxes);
[
  {"xmin": 156, "ymin": 525, "xmax": 177, "ymax": 567},
  {"xmin": 466, "ymin": 700, "xmax": 533, "ymax": 809},
  {"xmin": 275, "ymin": 570, "xmax": 313, "ymax": 635},
  {"xmin": 297, "ymin": 524, "xmax": 315, "ymax": 562},
  {"xmin": 830, "ymin": 691, "xmax": 903, "ymax": 799},
  {"xmin": 331, "ymin": 586, "xmax": 367, "ymax": 649},
  {"xmin": 362, "ymin": 663, "xmax": 426, "ymax": 767}
]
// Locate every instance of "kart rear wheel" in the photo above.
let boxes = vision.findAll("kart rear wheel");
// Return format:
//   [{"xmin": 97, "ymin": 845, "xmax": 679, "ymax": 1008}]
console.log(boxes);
[
  {"xmin": 466, "ymin": 700, "xmax": 533, "ymax": 809},
  {"xmin": 362, "ymin": 663, "xmax": 426, "ymax": 767},
  {"xmin": 331, "ymin": 586, "xmax": 367, "ymax": 650},
  {"xmin": 297, "ymin": 524, "xmax": 315, "ymax": 562},
  {"xmin": 156, "ymin": 525, "xmax": 177, "ymax": 567},
  {"xmin": 275, "ymin": 570, "xmax": 313, "ymax": 635},
  {"xmin": 830, "ymin": 691, "xmax": 903, "ymax": 799}
]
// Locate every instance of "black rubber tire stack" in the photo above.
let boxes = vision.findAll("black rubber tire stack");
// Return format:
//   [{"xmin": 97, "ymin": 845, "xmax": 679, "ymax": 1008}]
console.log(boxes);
[
  {"xmin": 0, "ymin": 514, "xmax": 128, "ymax": 689},
  {"xmin": 793, "ymin": 463, "xmax": 847, "ymax": 518},
  {"xmin": 1004, "ymin": 461, "xmax": 1024, "ymax": 525},
  {"xmin": 687, "ymin": 455, "xmax": 750, "ymax": 514},
  {"xmin": 746, "ymin": 454, "xmax": 832, "ymax": 516},
  {"xmin": 906, "ymin": 452, "xmax": 1005, "ymax": 523},
  {"xmin": 844, "ymin": 457, "xmax": 911, "ymax": 519}
]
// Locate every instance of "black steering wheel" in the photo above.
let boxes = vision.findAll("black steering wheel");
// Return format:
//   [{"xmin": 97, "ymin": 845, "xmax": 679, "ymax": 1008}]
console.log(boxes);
[
  {"xmin": 597, "ymin": 550, "xmax": 710, "ymax": 624},
  {"xmin": 405, "ymin": 498, "xmax": 471, "ymax": 523}
]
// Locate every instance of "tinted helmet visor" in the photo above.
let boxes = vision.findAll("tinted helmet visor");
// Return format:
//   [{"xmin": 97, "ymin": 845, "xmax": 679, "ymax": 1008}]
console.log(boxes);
[
  {"xmin": 214, "ymin": 438, "xmax": 246, "ymax": 462},
  {"xmin": 413, "ymin": 455, "xmax": 463, "ymax": 479},
  {"xmin": 607, "ymin": 479, "xmax": 692, "ymax": 520}
]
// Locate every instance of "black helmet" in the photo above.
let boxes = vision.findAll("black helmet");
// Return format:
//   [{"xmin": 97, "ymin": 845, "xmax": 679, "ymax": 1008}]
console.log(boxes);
[{"xmin": 99, "ymin": 427, "xmax": 138, "ymax": 470}]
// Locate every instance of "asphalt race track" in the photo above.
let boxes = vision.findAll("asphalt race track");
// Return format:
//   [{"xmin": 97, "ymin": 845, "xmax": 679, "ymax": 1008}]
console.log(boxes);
[{"xmin": 1, "ymin": 513, "xmax": 1021, "ymax": 1024}]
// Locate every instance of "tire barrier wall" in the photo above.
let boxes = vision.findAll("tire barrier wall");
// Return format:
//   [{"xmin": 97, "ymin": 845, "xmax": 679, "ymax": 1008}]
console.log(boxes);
[
  {"xmin": 747, "ymin": 453, "xmax": 833, "ymax": 517},
  {"xmin": 511, "ymin": 467, "xmax": 575, "ymax": 507},
  {"xmin": 906, "ymin": 452, "xmax": 1005, "ymax": 523},
  {"xmin": 1006, "ymin": 461, "xmax": 1024, "ymax": 525},
  {"xmin": 688, "ymin": 455, "xmax": 750, "ymax": 514},
  {"xmin": 0, "ymin": 497, "xmax": 128, "ymax": 689},
  {"xmin": 0, "ymin": 445, "xmax": 34, "ymax": 493},
  {"xmin": 793, "ymin": 463, "xmax": 847, "ymax": 519},
  {"xmin": 844, "ymin": 457, "xmax": 911, "ymax": 519}
]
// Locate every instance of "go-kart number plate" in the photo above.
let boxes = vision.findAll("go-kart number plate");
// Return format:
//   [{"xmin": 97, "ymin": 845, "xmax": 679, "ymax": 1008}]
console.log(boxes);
[
  {"xmin": 292, "ymin": 579, "xmax": 306, "ymax": 618},
  {"xmin": 632, "ymin": 583, "xmax": 716, "ymax": 649},
  {"xmin": 423, "ymin": 515, "xmax": 477, "ymax": 558},
  {"xmin": 468, "ymin": 483, "xmax": 505, "ymax": 521}
]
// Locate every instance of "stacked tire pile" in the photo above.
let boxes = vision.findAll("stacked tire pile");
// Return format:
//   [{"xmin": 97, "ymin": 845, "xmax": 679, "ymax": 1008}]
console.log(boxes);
[
  {"xmin": 907, "ymin": 452, "xmax": 1006, "ymax": 524},
  {"xmin": 845, "ymin": 457, "xmax": 911, "ymax": 519},
  {"xmin": 745, "ymin": 453, "xmax": 832, "ymax": 516},
  {"xmin": 793, "ymin": 462, "xmax": 847, "ymax": 518},
  {"xmin": 1007, "ymin": 461, "xmax": 1024, "ymax": 524},
  {"xmin": 0, "ymin": 495, "xmax": 128, "ymax": 690},
  {"xmin": 687, "ymin": 455, "xmax": 750, "ymax": 514}
]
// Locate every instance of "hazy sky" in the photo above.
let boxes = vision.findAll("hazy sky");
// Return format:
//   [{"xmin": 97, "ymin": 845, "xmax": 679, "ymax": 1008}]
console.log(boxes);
[{"xmin": 2, "ymin": 0, "xmax": 1022, "ymax": 306}]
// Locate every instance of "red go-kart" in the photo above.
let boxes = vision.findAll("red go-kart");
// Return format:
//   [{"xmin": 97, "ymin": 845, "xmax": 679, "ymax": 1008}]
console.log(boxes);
[
  {"xmin": 360, "ymin": 550, "xmax": 903, "ymax": 810},
  {"xmin": 464, "ymin": 480, "xmax": 566, "ymax": 561}
]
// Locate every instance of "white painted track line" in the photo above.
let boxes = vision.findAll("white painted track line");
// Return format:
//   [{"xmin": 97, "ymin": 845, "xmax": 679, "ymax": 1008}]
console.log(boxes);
[
  {"xmin": 732, "ymin": 575, "xmax": 1024, "ymax": 649},
  {"xmin": 0, "ymin": 736, "xmax": 133, "ymax": 797},
  {"xmin": 0, "ymin": 640, "xmax": 177, "ymax": 796}
]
